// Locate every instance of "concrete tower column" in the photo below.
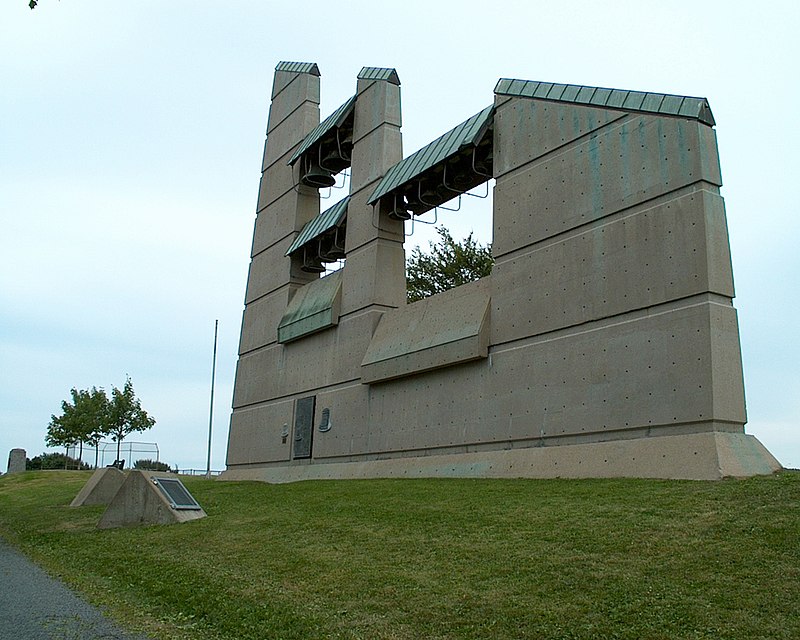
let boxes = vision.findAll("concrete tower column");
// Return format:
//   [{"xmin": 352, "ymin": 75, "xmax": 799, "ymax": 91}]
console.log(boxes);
[
  {"xmin": 227, "ymin": 62, "xmax": 323, "ymax": 467},
  {"xmin": 237, "ymin": 62, "xmax": 322, "ymax": 356},
  {"xmin": 341, "ymin": 67, "xmax": 406, "ymax": 316}
]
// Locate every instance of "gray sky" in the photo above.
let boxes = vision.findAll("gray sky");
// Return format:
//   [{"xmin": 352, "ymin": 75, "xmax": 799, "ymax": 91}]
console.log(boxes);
[{"xmin": 1, "ymin": 0, "xmax": 798, "ymax": 471}]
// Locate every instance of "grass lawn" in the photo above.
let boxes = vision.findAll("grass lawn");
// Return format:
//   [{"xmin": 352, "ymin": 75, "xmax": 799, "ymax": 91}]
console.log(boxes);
[{"xmin": 0, "ymin": 470, "xmax": 798, "ymax": 639}]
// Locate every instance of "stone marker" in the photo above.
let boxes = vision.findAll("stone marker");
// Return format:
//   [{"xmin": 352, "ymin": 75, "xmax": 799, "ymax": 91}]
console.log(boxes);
[{"xmin": 6, "ymin": 448, "xmax": 26, "ymax": 474}]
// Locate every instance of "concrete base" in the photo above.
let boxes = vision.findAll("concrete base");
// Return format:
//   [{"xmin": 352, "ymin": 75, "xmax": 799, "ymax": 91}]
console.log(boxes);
[
  {"xmin": 97, "ymin": 470, "xmax": 206, "ymax": 529},
  {"xmin": 219, "ymin": 432, "xmax": 781, "ymax": 483},
  {"xmin": 70, "ymin": 467, "xmax": 126, "ymax": 507}
]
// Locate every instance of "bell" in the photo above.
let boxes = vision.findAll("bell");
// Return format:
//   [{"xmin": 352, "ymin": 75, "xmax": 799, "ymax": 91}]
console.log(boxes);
[
  {"xmin": 389, "ymin": 208, "xmax": 412, "ymax": 221},
  {"xmin": 320, "ymin": 148, "xmax": 349, "ymax": 174},
  {"xmin": 301, "ymin": 163, "xmax": 336, "ymax": 188},
  {"xmin": 319, "ymin": 227, "xmax": 346, "ymax": 261},
  {"xmin": 300, "ymin": 247, "xmax": 326, "ymax": 273},
  {"xmin": 447, "ymin": 154, "xmax": 470, "ymax": 184},
  {"xmin": 474, "ymin": 162, "xmax": 491, "ymax": 177},
  {"xmin": 451, "ymin": 167, "xmax": 474, "ymax": 189},
  {"xmin": 473, "ymin": 151, "xmax": 493, "ymax": 177},
  {"xmin": 405, "ymin": 193, "xmax": 427, "ymax": 215},
  {"xmin": 320, "ymin": 246, "xmax": 346, "ymax": 261},
  {"xmin": 388, "ymin": 198, "xmax": 412, "ymax": 220},
  {"xmin": 319, "ymin": 237, "xmax": 346, "ymax": 261},
  {"xmin": 420, "ymin": 183, "xmax": 445, "ymax": 206},
  {"xmin": 301, "ymin": 258, "xmax": 325, "ymax": 273}
]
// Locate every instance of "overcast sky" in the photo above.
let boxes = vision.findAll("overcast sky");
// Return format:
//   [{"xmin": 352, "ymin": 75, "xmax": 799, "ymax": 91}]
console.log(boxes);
[{"xmin": 1, "ymin": 1, "xmax": 798, "ymax": 472}]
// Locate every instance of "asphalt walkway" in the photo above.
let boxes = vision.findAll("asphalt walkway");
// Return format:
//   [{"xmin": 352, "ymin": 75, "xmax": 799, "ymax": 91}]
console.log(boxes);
[{"xmin": 0, "ymin": 537, "xmax": 150, "ymax": 640}]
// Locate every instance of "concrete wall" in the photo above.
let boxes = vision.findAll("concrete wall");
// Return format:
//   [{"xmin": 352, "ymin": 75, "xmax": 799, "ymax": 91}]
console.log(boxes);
[{"xmin": 223, "ymin": 66, "xmax": 780, "ymax": 481}]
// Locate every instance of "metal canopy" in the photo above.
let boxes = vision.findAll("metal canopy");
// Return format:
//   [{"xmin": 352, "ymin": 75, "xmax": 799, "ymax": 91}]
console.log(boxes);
[
  {"xmin": 289, "ymin": 95, "xmax": 356, "ymax": 166},
  {"xmin": 275, "ymin": 61, "xmax": 320, "ymax": 76},
  {"xmin": 494, "ymin": 78, "xmax": 715, "ymax": 126},
  {"xmin": 277, "ymin": 270, "xmax": 342, "ymax": 344},
  {"xmin": 357, "ymin": 66, "xmax": 400, "ymax": 85},
  {"xmin": 368, "ymin": 105, "xmax": 494, "ymax": 205},
  {"xmin": 286, "ymin": 196, "xmax": 349, "ymax": 256}
]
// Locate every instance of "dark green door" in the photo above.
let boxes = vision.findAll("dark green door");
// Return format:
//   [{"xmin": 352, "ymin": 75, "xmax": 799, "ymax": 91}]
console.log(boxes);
[{"xmin": 292, "ymin": 396, "xmax": 315, "ymax": 459}]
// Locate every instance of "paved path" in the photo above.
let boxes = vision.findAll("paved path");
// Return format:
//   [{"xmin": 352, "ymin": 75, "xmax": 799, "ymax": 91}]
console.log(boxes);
[{"xmin": 0, "ymin": 537, "xmax": 150, "ymax": 640}]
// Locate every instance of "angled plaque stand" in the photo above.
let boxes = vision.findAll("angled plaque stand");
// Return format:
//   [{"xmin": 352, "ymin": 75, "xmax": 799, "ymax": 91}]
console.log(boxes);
[
  {"xmin": 97, "ymin": 470, "xmax": 206, "ymax": 529},
  {"xmin": 70, "ymin": 467, "xmax": 126, "ymax": 507}
]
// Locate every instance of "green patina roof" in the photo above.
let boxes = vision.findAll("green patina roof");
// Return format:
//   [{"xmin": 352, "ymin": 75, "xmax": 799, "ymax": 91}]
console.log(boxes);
[
  {"xmin": 288, "ymin": 95, "xmax": 356, "ymax": 165},
  {"xmin": 277, "ymin": 270, "xmax": 342, "ymax": 344},
  {"xmin": 494, "ymin": 78, "xmax": 715, "ymax": 126},
  {"xmin": 358, "ymin": 67, "xmax": 400, "ymax": 85},
  {"xmin": 285, "ymin": 196, "xmax": 349, "ymax": 256},
  {"xmin": 275, "ymin": 61, "xmax": 320, "ymax": 76},
  {"xmin": 367, "ymin": 105, "xmax": 494, "ymax": 205}
]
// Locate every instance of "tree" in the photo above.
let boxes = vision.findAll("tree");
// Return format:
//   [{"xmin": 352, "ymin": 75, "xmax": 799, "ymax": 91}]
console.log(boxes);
[
  {"xmin": 46, "ymin": 379, "xmax": 154, "ymax": 466},
  {"xmin": 46, "ymin": 387, "xmax": 109, "ymax": 468},
  {"xmin": 405, "ymin": 226, "xmax": 494, "ymax": 302},
  {"xmin": 82, "ymin": 388, "xmax": 110, "ymax": 468},
  {"xmin": 107, "ymin": 377, "xmax": 156, "ymax": 461}
]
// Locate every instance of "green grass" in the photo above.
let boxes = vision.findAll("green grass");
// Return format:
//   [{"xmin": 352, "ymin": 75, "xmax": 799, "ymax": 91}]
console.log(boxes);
[{"xmin": 1, "ymin": 471, "xmax": 798, "ymax": 639}]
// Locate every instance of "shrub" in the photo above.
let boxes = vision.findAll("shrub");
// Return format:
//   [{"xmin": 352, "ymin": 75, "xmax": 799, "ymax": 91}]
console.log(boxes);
[
  {"xmin": 133, "ymin": 459, "xmax": 172, "ymax": 472},
  {"xmin": 27, "ymin": 453, "xmax": 90, "ymax": 470}
]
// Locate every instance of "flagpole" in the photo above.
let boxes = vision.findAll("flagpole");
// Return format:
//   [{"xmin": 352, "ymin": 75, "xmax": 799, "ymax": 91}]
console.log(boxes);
[{"xmin": 206, "ymin": 319, "xmax": 218, "ymax": 478}]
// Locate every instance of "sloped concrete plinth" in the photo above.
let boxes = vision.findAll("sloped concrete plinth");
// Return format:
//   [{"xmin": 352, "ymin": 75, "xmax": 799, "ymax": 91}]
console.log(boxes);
[
  {"xmin": 219, "ymin": 431, "xmax": 781, "ymax": 483},
  {"xmin": 70, "ymin": 467, "xmax": 126, "ymax": 507},
  {"xmin": 97, "ymin": 470, "xmax": 206, "ymax": 529}
]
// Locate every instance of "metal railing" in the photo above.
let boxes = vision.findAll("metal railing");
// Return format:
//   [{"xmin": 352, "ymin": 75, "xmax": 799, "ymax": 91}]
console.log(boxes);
[{"xmin": 175, "ymin": 469, "xmax": 223, "ymax": 477}]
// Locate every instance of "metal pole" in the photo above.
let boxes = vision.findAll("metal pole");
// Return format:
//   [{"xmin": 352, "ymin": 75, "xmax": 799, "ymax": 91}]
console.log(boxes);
[{"xmin": 206, "ymin": 319, "xmax": 218, "ymax": 478}]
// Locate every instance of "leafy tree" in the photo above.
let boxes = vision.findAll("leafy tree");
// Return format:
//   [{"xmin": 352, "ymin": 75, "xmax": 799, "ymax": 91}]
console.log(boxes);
[
  {"xmin": 133, "ymin": 459, "xmax": 171, "ymax": 472},
  {"xmin": 27, "ymin": 452, "xmax": 90, "ymax": 470},
  {"xmin": 46, "ymin": 379, "xmax": 155, "ymax": 466},
  {"xmin": 82, "ymin": 388, "xmax": 110, "ymax": 468},
  {"xmin": 46, "ymin": 387, "xmax": 109, "ymax": 468},
  {"xmin": 107, "ymin": 377, "xmax": 156, "ymax": 461},
  {"xmin": 406, "ymin": 226, "xmax": 494, "ymax": 302}
]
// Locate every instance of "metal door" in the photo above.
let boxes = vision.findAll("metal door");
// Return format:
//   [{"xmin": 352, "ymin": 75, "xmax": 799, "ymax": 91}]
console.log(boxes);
[{"xmin": 292, "ymin": 396, "xmax": 315, "ymax": 459}]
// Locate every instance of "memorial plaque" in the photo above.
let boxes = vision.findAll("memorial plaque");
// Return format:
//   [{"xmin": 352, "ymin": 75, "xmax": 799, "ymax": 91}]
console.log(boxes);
[
  {"xmin": 292, "ymin": 396, "xmax": 315, "ymax": 459},
  {"xmin": 152, "ymin": 477, "xmax": 202, "ymax": 510}
]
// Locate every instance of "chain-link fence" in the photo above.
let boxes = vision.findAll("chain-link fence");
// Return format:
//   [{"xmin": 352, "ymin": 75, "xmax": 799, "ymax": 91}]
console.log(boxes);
[{"xmin": 64, "ymin": 441, "xmax": 160, "ymax": 470}]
